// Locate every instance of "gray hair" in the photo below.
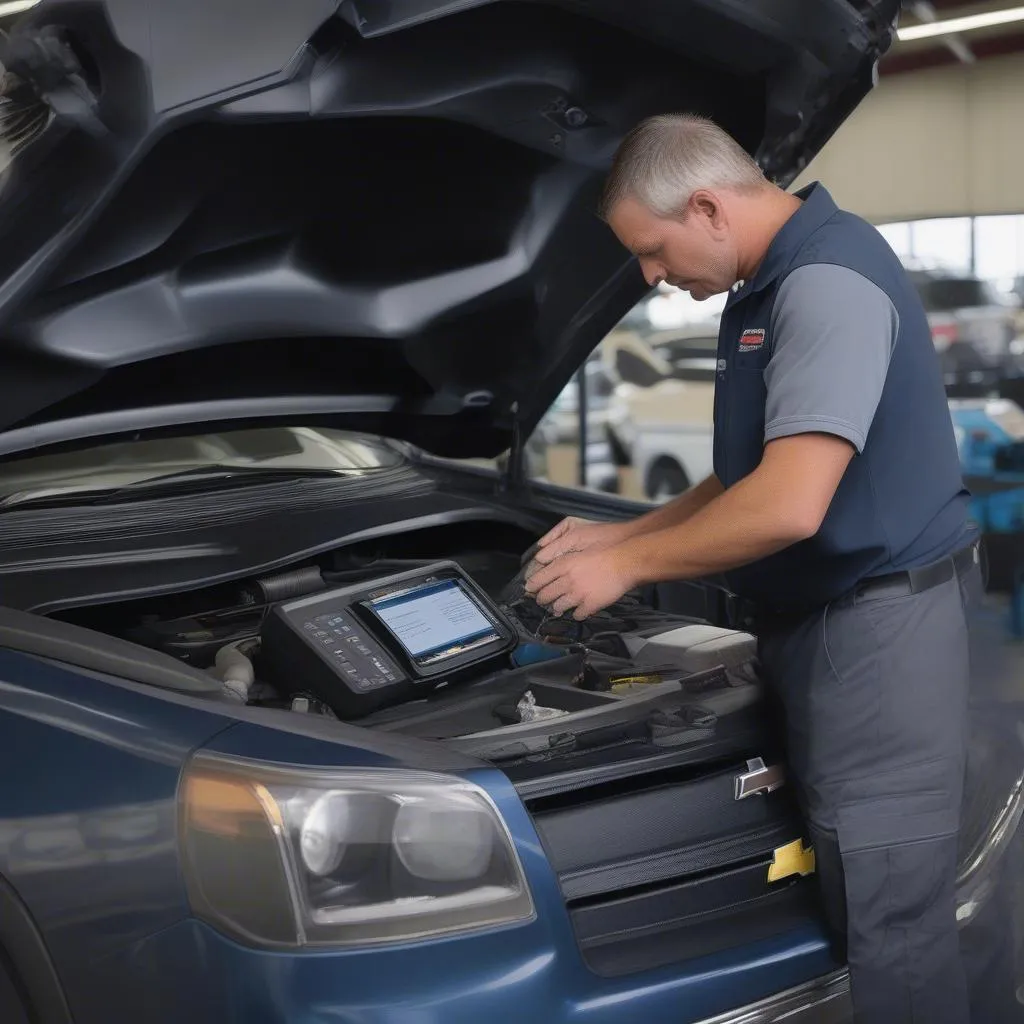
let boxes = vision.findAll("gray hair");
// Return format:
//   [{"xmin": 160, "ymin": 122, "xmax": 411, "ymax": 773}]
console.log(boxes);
[{"xmin": 599, "ymin": 114, "xmax": 766, "ymax": 220}]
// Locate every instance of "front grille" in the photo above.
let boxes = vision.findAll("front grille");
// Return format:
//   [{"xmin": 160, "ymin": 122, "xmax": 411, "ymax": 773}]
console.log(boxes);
[{"xmin": 521, "ymin": 761, "xmax": 818, "ymax": 976}]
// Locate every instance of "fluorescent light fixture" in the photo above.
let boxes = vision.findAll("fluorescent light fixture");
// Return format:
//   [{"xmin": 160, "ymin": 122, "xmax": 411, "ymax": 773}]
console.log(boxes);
[
  {"xmin": 0, "ymin": 0, "xmax": 41, "ymax": 17},
  {"xmin": 898, "ymin": 5, "xmax": 1024, "ymax": 41}
]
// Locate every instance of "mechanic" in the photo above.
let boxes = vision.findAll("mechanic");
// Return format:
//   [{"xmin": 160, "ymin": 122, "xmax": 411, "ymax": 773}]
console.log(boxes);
[{"xmin": 525, "ymin": 114, "xmax": 981, "ymax": 1024}]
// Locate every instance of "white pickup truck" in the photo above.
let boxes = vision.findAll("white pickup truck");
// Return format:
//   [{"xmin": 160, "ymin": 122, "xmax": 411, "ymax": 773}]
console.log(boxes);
[{"xmin": 603, "ymin": 323, "xmax": 718, "ymax": 501}]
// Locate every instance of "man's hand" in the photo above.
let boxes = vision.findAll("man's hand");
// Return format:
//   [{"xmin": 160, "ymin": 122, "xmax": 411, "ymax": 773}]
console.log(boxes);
[
  {"xmin": 525, "ymin": 516, "xmax": 631, "ymax": 575},
  {"xmin": 524, "ymin": 545, "xmax": 638, "ymax": 620},
  {"xmin": 526, "ymin": 475, "xmax": 724, "ymax": 578}
]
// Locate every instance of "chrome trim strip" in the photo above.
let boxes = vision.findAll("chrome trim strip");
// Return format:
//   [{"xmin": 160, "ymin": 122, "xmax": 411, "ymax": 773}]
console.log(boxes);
[
  {"xmin": 734, "ymin": 757, "xmax": 786, "ymax": 801},
  {"xmin": 697, "ymin": 970, "xmax": 851, "ymax": 1024}
]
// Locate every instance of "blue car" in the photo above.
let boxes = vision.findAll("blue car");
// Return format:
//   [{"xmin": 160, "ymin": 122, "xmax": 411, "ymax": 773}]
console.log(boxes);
[{"xmin": 0, "ymin": 2, "xmax": 1019, "ymax": 1023}]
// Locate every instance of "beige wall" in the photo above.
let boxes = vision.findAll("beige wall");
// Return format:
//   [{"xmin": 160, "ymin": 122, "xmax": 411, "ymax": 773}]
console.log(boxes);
[{"xmin": 794, "ymin": 51, "xmax": 1024, "ymax": 223}]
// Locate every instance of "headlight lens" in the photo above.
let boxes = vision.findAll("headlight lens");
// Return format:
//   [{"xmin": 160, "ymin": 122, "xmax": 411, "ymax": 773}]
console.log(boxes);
[
  {"xmin": 393, "ymin": 792, "xmax": 494, "ymax": 881},
  {"xmin": 299, "ymin": 793, "xmax": 350, "ymax": 877},
  {"xmin": 179, "ymin": 754, "xmax": 534, "ymax": 948}
]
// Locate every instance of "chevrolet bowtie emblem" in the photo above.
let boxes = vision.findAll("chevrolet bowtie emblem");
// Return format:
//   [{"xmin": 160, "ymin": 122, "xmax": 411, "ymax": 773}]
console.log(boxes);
[{"xmin": 768, "ymin": 839, "xmax": 816, "ymax": 883}]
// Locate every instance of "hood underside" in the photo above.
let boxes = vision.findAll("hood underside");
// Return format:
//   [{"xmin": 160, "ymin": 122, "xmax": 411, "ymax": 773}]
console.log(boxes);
[{"xmin": 0, "ymin": 0, "xmax": 898, "ymax": 459}]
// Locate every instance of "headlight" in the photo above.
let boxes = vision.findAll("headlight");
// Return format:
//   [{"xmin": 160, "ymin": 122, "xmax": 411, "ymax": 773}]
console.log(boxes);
[
  {"xmin": 179, "ymin": 754, "xmax": 534, "ymax": 948},
  {"xmin": 393, "ymin": 792, "xmax": 494, "ymax": 881}
]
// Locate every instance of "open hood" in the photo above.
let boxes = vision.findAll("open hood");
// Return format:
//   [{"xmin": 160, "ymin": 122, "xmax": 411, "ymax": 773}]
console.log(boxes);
[{"xmin": 0, "ymin": 0, "xmax": 898, "ymax": 460}]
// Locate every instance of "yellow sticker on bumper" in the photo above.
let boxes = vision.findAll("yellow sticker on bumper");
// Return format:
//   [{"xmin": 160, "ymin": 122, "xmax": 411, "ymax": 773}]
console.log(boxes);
[{"xmin": 767, "ymin": 839, "xmax": 816, "ymax": 883}]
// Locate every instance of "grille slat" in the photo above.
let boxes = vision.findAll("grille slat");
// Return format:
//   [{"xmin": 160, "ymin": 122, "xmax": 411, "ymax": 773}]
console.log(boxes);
[{"xmin": 531, "ymin": 761, "xmax": 801, "ymax": 901}]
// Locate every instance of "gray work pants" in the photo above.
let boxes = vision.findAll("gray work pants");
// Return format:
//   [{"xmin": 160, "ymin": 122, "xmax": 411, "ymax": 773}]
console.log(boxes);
[{"xmin": 758, "ymin": 559, "xmax": 978, "ymax": 1024}]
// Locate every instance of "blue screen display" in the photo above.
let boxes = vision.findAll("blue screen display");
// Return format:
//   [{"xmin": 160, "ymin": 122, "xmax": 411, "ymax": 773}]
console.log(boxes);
[{"xmin": 369, "ymin": 580, "xmax": 497, "ymax": 660}]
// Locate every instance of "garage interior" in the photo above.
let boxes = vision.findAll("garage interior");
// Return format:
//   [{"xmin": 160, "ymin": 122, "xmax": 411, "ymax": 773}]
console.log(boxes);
[
  {"xmin": 0, "ymin": 1, "xmax": 1021, "ymax": 1021},
  {"xmin": 529, "ymin": 6, "xmax": 1024, "ymax": 1000}
]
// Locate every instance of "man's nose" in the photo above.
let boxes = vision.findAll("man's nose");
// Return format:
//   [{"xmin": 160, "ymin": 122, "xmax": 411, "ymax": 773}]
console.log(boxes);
[{"xmin": 639, "ymin": 259, "xmax": 664, "ymax": 287}]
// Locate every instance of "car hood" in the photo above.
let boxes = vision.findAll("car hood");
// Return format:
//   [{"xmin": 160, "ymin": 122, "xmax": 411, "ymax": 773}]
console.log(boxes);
[{"xmin": 0, "ymin": 0, "xmax": 897, "ymax": 460}]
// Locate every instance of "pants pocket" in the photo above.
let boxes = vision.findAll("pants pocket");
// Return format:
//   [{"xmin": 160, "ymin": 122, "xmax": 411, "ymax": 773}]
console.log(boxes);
[{"xmin": 837, "ymin": 758, "xmax": 962, "ymax": 851}]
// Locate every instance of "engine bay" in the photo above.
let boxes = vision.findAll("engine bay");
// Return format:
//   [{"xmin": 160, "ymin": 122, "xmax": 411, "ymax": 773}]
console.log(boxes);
[{"xmin": 53, "ymin": 523, "xmax": 766, "ymax": 768}]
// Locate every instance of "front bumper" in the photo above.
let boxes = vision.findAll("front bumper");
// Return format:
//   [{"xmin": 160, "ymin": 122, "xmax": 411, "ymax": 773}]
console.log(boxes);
[{"xmin": 96, "ymin": 918, "xmax": 843, "ymax": 1024}]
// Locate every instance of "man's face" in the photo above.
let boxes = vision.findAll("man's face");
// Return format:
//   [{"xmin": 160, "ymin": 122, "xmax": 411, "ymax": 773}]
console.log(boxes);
[{"xmin": 606, "ymin": 193, "xmax": 740, "ymax": 301}]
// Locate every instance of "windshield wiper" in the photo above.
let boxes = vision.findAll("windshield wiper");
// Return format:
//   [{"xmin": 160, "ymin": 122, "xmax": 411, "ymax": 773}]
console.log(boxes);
[{"xmin": 0, "ymin": 467, "xmax": 349, "ymax": 510}]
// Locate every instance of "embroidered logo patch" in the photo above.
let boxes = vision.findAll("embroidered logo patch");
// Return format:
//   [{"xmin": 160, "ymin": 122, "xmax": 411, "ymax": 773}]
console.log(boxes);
[{"xmin": 739, "ymin": 328, "xmax": 765, "ymax": 351}]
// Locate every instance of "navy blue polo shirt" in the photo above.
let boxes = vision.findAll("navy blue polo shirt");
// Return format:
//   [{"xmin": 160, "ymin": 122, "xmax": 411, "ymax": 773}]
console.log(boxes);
[{"xmin": 714, "ymin": 182, "xmax": 972, "ymax": 611}]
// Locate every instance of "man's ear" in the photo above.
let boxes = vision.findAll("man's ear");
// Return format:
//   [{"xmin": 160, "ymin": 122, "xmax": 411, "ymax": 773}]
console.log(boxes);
[{"xmin": 689, "ymin": 189, "xmax": 727, "ymax": 234}]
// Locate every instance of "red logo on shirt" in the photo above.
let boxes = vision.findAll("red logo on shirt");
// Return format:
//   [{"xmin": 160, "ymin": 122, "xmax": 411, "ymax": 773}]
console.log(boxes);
[{"xmin": 739, "ymin": 329, "xmax": 765, "ymax": 351}]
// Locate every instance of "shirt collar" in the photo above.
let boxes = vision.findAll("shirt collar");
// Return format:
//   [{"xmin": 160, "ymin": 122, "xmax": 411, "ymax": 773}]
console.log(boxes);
[{"xmin": 741, "ymin": 181, "xmax": 839, "ymax": 297}]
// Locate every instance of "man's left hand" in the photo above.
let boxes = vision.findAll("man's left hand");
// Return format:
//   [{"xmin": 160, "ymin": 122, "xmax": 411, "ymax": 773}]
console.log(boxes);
[{"xmin": 524, "ymin": 546, "xmax": 637, "ymax": 620}]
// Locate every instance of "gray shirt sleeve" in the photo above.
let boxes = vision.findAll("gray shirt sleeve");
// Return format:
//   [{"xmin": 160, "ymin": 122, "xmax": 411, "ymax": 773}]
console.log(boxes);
[{"xmin": 764, "ymin": 263, "xmax": 899, "ymax": 454}]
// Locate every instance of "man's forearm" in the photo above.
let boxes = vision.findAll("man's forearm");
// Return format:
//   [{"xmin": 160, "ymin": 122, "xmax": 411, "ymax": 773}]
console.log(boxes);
[
  {"xmin": 619, "ymin": 473, "xmax": 724, "ymax": 539},
  {"xmin": 526, "ymin": 436, "xmax": 854, "ymax": 620},
  {"xmin": 618, "ymin": 466, "xmax": 810, "ymax": 584}
]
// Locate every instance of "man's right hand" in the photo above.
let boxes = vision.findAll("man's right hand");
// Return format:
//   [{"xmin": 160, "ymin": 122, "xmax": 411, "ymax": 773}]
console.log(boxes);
[
  {"xmin": 522, "ymin": 475, "xmax": 723, "ymax": 583},
  {"xmin": 524, "ymin": 517, "xmax": 632, "ymax": 577}
]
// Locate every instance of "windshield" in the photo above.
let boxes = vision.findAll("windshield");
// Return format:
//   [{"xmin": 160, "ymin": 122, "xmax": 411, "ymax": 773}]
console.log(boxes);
[{"xmin": 0, "ymin": 427, "xmax": 403, "ymax": 502}]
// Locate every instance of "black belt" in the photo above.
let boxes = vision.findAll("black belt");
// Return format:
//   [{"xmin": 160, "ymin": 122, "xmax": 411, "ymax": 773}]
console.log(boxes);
[
  {"xmin": 735, "ymin": 541, "xmax": 980, "ymax": 630},
  {"xmin": 851, "ymin": 541, "xmax": 978, "ymax": 603}
]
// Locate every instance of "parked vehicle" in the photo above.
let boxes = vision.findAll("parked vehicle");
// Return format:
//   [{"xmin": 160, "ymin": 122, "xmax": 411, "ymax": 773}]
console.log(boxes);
[
  {"xmin": 650, "ymin": 325, "xmax": 720, "ymax": 371},
  {"xmin": 533, "ymin": 361, "xmax": 620, "ymax": 493},
  {"xmin": 0, "ymin": 4, "xmax": 1016, "ymax": 1024},
  {"xmin": 603, "ymin": 324, "xmax": 719, "ymax": 500},
  {"xmin": 908, "ymin": 268, "xmax": 1020, "ymax": 391},
  {"xmin": 536, "ymin": 360, "xmax": 617, "ymax": 446}
]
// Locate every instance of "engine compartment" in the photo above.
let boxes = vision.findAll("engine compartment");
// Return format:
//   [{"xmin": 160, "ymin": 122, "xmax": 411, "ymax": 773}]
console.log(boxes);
[
  {"xmin": 54, "ymin": 521, "xmax": 529, "ymax": 668},
  {"xmin": 52, "ymin": 521, "xmax": 766, "ymax": 771}
]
